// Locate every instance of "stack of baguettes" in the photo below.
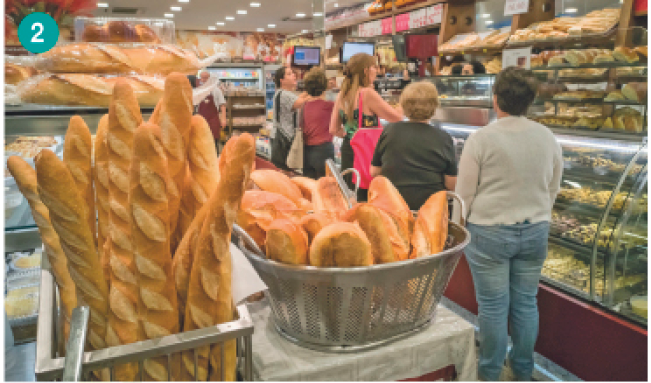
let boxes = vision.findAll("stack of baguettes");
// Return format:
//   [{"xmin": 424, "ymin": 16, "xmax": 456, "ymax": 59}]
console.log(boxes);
[
  {"xmin": 7, "ymin": 72, "xmax": 255, "ymax": 381},
  {"xmin": 237, "ymin": 170, "xmax": 450, "ymax": 267}
]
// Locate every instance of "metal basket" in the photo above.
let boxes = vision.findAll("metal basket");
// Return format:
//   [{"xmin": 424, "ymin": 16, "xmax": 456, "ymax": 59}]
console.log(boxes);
[
  {"xmin": 234, "ymin": 187, "xmax": 470, "ymax": 352},
  {"xmin": 35, "ymin": 254, "xmax": 254, "ymax": 381}
]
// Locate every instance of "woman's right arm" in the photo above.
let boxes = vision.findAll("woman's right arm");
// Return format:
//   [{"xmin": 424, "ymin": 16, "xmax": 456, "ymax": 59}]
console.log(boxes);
[
  {"xmin": 365, "ymin": 89, "xmax": 404, "ymax": 123},
  {"xmin": 329, "ymin": 97, "xmax": 346, "ymax": 138}
]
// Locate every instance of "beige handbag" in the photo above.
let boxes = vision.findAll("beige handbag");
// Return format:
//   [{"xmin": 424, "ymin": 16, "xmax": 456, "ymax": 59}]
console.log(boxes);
[{"xmin": 286, "ymin": 106, "xmax": 305, "ymax": 170}]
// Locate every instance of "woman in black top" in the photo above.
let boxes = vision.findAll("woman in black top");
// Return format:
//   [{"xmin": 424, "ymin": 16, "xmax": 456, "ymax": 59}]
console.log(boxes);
[{"xmin": 370, "ymin": 81, "xmax": 457, "ymax": 211}]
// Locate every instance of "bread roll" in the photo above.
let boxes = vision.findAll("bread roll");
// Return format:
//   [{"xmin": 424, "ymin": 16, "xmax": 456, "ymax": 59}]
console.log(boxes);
[
  {"xmin": 149, "ymin": 73, "xmax": 193, "ymax": 253},
  {"xmin": 368, "ymin": 176, "xmax": 414, "ymax": 249},
  {"xmin": 265, "ymin": 219, "xmax": 309, "ymax": 265},
  {"xmin": 342, "ymin": 204, "xmax": 398, "ymax": 264},
  {"xmin": 135, "ymin": 24, "xmax": 161, "ymax": 43},
  {"xmin": 290, "ymin": 176, "xmax": 317, "ymax": 200},
  {"xmin": 621, "ymin": 82, "xmax": 647, "ymax": 103},
  {"xmin": 7, "ymin": 156, "xmax": 78, "ymax": 343},
  {"xmin": 64, "ymin": 116, "xmax": 96, "ymax": 244},
  {"xmin": 309, "ymin": 223, "xmax": 373, "ymax": 267},
  {"xmin": 94, "ymin": 115, "xmax": 111, "ymax": 284},
  {"xmin": 300, "ymin": 213, "xmax": 333, "ymax": 244},
  {"xmin": 410, "ymin": 191, "xmax": 449, "ymax": 259},
  {"xmin": 181, "ymin": 134, "xmax": 254, "ymax": 381},
  {"xmin": 613, "ymin": 47, "xmax": 639, "ymax": 63},
  {"xmin": 34, "ymin": 150, "xmax": 108, "ymax": 350},
  {"xmin": 129, "ymin": 123, "xmax": 180, "ymax": 381},
  {"xmin": 105, "ymin": 80, "xmax": 143, "ymax": 380},
  {"xmin": 313, "ymin": 177, "xmax": 348, "ymax": 219},
  {"xmin": 81, "ymin": 24, "xmax": 108, "ymax": 42},
  {"xmin": 251, "ymin": 169, "xmax": 303, "ymax": 205},
  {"xmin": 106, "ymin": 21, "xmax": 137, "ymax": 43}
]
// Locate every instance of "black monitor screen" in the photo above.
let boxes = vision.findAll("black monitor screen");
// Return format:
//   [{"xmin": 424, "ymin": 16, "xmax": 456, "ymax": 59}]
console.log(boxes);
[{"xmin": 293, "ymin": 46, "xmax": 321, "ymax": 66}]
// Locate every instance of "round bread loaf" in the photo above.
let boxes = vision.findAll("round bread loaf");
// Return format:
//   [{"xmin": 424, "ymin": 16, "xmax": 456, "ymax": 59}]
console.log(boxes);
[
  {"xmin": 309, "ymin": 222, "xmax": 373, "ymax": 267},
  {"xmin": 266, "ymin": 219, "xmax": 309, "ymax": 265}
]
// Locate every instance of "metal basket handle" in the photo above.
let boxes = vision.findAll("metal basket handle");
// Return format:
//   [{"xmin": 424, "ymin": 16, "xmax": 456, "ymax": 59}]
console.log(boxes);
[
  {"xmin": 233, "ymin": 224, "xmax": 265, "ymax": 257},
  {"xmin": 447, "ymin": 191, "xmax": 466, "ymax": 227},
  {"xmin": 62, "ymin": 306, "xmax": 89, "ymax": 382},
  {"xmin": 325, "ymin": 159, "xmax": 358, "ymax": 209}
]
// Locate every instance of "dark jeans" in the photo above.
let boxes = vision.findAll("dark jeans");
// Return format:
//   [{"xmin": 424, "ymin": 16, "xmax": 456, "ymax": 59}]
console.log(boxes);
[
  {"xmin": 340, "ymin": 137, "xmax": 368, "ymax": 202},
  {"xmin": 303, "ymin": 142, "xmax": 334, "ymax": 179}
]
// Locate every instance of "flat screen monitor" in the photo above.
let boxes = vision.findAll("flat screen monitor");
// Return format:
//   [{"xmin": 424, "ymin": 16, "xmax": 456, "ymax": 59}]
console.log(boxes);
[
  {"xmin": 406, "ymin": 34, "xmax": 438, "ymax": 58},
  {"xmin": 341, "ymin": 42, "xmax": 375, "ymax": 63},
  {"xmin": 293, "ymin": 46, "xmax": 321, "ymax": 66},
  {"xmin": 392, "ymin": 35, "xmax": 407, "ymax": 62}
]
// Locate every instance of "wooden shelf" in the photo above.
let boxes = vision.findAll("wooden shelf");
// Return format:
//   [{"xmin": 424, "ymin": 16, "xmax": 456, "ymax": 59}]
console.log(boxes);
[{"xmin": 393, "ymin": 0, "xmax": 446, "ymax": 15}]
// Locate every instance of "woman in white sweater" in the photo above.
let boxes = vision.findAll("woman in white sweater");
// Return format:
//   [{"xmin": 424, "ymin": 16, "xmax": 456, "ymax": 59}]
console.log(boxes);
[{"xmin": 456, "ymin": 67, "xmax": 563, "ymax": 381}]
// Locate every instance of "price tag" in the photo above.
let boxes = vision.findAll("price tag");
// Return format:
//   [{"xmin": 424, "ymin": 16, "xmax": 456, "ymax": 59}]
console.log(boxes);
[
  {"xmin": 502, "ymin": 47, "xmax": 532, "ymax": 69},
  {"xmin": 426, "ymin": 4, "xmax": 443, "ymax": 25},
  {"xmin": 18, "ymin": 12, "xmax": 59, "ymax": 54},
  {"xmin": 381, "ymin": 18, "xmax": 392, "ymax": 35},
  {"xmin": 504, "ymin": 0, "xmax": 530, "ymax": 16},
  {"xmin": 396, "ymin": 13, "xmax": 410, "ymax": 32}
]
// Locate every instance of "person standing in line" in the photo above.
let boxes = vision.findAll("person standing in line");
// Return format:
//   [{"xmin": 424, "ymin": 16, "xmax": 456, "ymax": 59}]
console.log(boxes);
[
  {"xmin": 455, "ymin": 67, "xmax": 563, "ymax": 381},
  {"xmin": 271, "ymin": 66, "xmax": 309, "ymax": 171},
  {"xmin": 197, "ymin": 71, "xmax": 227, "ymax": 152},
  {"xmin": 300, "ymin": 68, "xmax": 335, "ymax": 179},
  {"xmin": 329, "ymin": 52, "xmax": 403, "ymax": 202},
  {"xmin": 370, "ymin": 81, "xmax": 457, "ymax": 211}
]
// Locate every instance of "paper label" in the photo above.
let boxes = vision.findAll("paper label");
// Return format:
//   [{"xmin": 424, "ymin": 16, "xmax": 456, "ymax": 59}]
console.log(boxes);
[
  {"xmin": 396, "ymin": 13, "xmax": 410, "ymax": 32},
  {"xmin": 502, "ymin": 46, "xmax": 532, "ymax": 69},
  {"xmin": 409, "ymin": 8, "xmax": 428, "ymax": 29},
  {"xmin": 504, "ymin": 0, "xmax": 530, "ymax": 16},
  {"xmin": 381, "ymin": 17, "xmax": 393, "ymax": 35},
  {"xmin": 426, "ymin": 4, "xmax": 443, "ymax": 25}
]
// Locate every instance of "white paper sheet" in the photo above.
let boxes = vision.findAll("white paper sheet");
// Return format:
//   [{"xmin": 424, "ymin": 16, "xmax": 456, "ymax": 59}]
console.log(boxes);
[{"xmin": 230, "ymin": 243, "xmax": 268, "ymax": 305}]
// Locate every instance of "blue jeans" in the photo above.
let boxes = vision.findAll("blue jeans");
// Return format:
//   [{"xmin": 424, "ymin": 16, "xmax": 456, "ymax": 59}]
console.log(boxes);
[{"xmin": 465, "ymin": 221, "xmax": 549, "ymax": 381}]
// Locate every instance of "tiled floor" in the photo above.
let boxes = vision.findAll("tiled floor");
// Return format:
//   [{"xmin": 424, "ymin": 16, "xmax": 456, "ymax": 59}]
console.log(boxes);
[{"xmin": 440, "ymin": 297, "xmax": 583, "ymax": 382}]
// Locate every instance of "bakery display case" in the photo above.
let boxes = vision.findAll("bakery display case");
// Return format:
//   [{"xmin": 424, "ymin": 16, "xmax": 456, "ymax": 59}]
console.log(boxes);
[{"xmin": 424, "ymin": 74, "xmax": 496, "ymax": 108}]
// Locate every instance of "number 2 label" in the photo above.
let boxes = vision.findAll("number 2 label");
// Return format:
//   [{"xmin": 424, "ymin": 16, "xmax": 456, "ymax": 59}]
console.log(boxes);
[
  {"xmin": 18, "ymin": 12, "xmax": 59, "ymax": 53},
  {"xmin": 31, "ymin": 22, "xmax": 44, "ymax": 43}
]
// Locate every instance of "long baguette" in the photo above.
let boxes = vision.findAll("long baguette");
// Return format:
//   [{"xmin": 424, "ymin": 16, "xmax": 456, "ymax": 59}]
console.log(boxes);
[
  {"xmin": 148, "ymin": 73, "xmax": 193, "ymax": 253},
  {"xmin": 64, "ymin": 115, "xmax": 96, "ymax": 244},
  {"xmin": 129, "ymin": 123, "xmax": 180, "ymax": 381},
  {"xmin": 181, "ymin": 134, "xmax": 255, "ymax": 381},
  {"xmin": 7, "ymin": 156, "xmax": 78, "ymax": 343},
  {"xmin": 105, "ymin": 80, "xmax": 143, "ymax": 381},
  {"xmin": 34, "ymin": 149, "xmax": 108, "ymax": 350},
  {"xmin": 94, "ymin": 114, "xmax": 111, "ymax": 284}
]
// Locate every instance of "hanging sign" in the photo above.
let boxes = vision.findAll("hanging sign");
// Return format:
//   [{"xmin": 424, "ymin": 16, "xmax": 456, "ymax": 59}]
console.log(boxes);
[
  {"xmin": 426, "ymin": 4, "xmax": 443, "ymax": 25},
  {"xmin": 504, "ymin": 0, "xmax": 530, "ymax": 16},
  {"xmin": 381, "ymin": 17, "xmax": 393, "ymax": 35},
  {"xmin": 396, "ymin": 13, "xmax": 410, "ymax": 32}
]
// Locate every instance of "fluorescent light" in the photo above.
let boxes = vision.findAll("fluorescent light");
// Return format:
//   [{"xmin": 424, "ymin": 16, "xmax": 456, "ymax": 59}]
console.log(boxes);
[
  {"xmin": 178, "ymin": 0, "xmax": 189, "ymax": 2},
  {"xmin": 216, "ymin": 22, "xmax": 225, "ymax": 25},
  {"xmin": 171, "ymin": 6, "xmax": 181, "ymax": 11},
  {"xmin": 565, "ymin": 8, "xmax": 578, "ymax": 13},
  {"xmin": 313, "ymin": 12, "xmax": 323, "ymax": 16},
  {"xmin": 208, "ymin": 26, "xmax": 216, "ymax": 30},
  {"xmin": 225, "ymin": 16, "xmax": 234, "ymax": 20},
  {"xmin": 296, "ymin": 13, "xmax": 306, "ymax": 17},
  {"xmin": 250, "ymin": 2, "xmax": 261, "ymax": 6},
  {"xmin": 302, "ymin": 29, "xmax": 309, "ymax": 33},
  {"xmin": 485, "ymin": 20, "xmax": 493, "ymax": 25},
  {"xmin": 97, "ymin": 2, "xmax": 108, "ymax": 7},
  {"xmin": 268, "ymin": 24, "xmax": 276, "ymax": 28},
  {"xmin": 164, "ymin": 13, "xmax": 174, "ymax": 17},
  {"xmin": 257, "ymin": 28, "xmax": 264, "ymax": 32},
  {"xmin": 237, "ymin": 10, "xmax": 247, "ymax": 14},
  {"xmin": 334, "ymin": 3, "xmax": 338, "ymax": 7},
  {"xmin": 482, "ymin": 13, "xmax": 490, "ymax": 18}
]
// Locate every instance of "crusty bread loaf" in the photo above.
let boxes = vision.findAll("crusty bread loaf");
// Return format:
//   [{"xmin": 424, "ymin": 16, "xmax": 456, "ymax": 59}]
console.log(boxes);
[
  {"xmin": 36, "ymin": 43, "xmax": 204, "ymax": 75},
  {"xmin": 313, "ymin": 177, "xmax": 348, "ymax": 219},
  {"xmin": 251, "ymin": 169, "xmax": 303, "ymax": 205},
  {"xmin": 368, "ymin": 176, "xmax": 414, "ymax": 251},
  {"xmin": 621, "ymin": 82, "xmax": 647, "ymax": 103},
  {"xmin": 129, "ymin": 123, "xmax": 180, "ymax": 381},
  {"xmin": 20, "ymin": 74, "xmax": 113, "ymax": 106},
  {"xmin": 181, "ymin": 134, "xmax": 254, "ymax": 381},
  {"xmin": 613, "ymin": 47, "xmax": 639, "ymax": 63},
  {"xmin": 300, "ymin": 213, "xmax": 333, "ymax": 244},
  {"xmin": 7, "ymin": 156, "xmax": 78, "ymax": 343},
  {"xmin": 237, "ymin": 190, "xmax": 303, "ymax": 250},
  {"xmin": 64, "ymin": 115, "xmax": 96, "ymax": 244},
  {"xmin": 34, "ymin": 149, "xmax": 108, "ymax": 350},
  {"xmin": 94, "ymin": 114, "xmax": 111, "ymax": 284},
  {"xmin": 291, "ymin": 177, "xmax": 317, "ymax": 200},
  {"xmin": 148, "ymin": 73, "xmax": 193, "ymax": 253},
  {"xmin": 309, "ymin": 222, "xmax": 373, "ymax": 267},
  {"xmin": 376, "ymin": 208, "xmax": 410, "ymax": 262},
  {"xmin": 265, "ymin": 219, "xmax": 309, "ymax": 265},
  {"xmin": 6, "ymin": 63, "xmax": 37, "ymax": 85},
  {"xmin": 103, "ymin": 75, "xmax": 164, "ymax": 106},
  {"xmin": 105, "ymin": 80, "xmax": 143, "ymax": 381},
  {"xmin": 410, "ymin": 191, "xmax": 449, "ymax": 259},
  {"xmin": 342, "ymin": 204, "xmax": 398, "ymax": 264}
]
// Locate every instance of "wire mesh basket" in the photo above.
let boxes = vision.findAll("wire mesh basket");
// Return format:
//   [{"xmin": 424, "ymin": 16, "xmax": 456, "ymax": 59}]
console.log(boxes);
[
  {"xmin": 233, "ymin": 188, "xmax": 470, "ymax": 353},
  {"xmin": 35, "ymin": 253, "xmax": 254, "ymax": 381}
]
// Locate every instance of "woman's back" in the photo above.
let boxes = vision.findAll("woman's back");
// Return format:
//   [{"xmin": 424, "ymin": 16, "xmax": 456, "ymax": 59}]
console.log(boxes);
[{"xmin": 302, "ymin": 99, "xmax": 334, "ymax": 146}]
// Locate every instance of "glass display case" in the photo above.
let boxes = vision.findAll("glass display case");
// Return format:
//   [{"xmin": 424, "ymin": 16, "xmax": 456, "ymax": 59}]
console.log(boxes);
[{"xmin": 423, "ymin": 74, "xmax": 496, "ymax": 108}]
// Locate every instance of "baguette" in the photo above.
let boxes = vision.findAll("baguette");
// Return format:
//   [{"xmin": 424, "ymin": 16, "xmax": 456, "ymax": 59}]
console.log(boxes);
[
  {"xmin": 129, "ymin": 123, "xmax": 180, "ymax": 381},
  {"xmin": 64, "ymin": 115, "xmax": 96, "ymax": 244},
  {"xmin": 309, "ymin": 223, "xmax": 373, "ymax": 267},
  {"xmin": 313, "ymin": 177, "xmax": 348, "ymax": 219},
  {"xmin": 342, "ymin": 204, "xmax": 398, "ymax": 264},
  {"xmin": 94, "ymin": 114, "xmax": 111, "ymax": 284},
  {"xmin": 181, "ymin": 134, "xmax": 255, "ymax": 381},
  {"xmin": 34, "ymin": 150, "xmax": 108, "ymax": 350},
  {"xmin": 410, "ymin": 191, "xmax": 449, "ymax": 259},
  {"xmin": 291, "ymin": 176, "xmax": 317, "ymax": 200},
  {"xmin": 148, "ymin": 73, "xmax": 193, "ymax": 253},
  {"xmin": 265, "ymin": 219, "xmax": 309, "ymax": 265},
  {"xmin": 251, "ymin": 169, "xmax": 303, "ymax": 205},
  {"xmin": 105, "ymin": 80, "xmax": 143, "ymax": 381},
  {"xmin": 7, "ymin": 156, "xmax": 78, "ymax": 343}
]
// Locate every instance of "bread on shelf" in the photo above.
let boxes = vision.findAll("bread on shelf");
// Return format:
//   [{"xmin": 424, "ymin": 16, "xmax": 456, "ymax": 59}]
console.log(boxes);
[
  {"xmin": 613, "ymin": 47, "xmax": 640, "ymax": 63},
  {"xmin": 621, "ymin": 82, "xmax": 647, "ymax": 103},
  {"xmin": 5, "ymin": 63, "xmax": 37, "ymax": 85}
]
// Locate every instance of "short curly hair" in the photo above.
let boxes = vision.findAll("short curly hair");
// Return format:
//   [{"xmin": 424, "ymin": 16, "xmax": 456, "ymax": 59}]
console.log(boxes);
[
  {"xmin": 303, "ymin": 68, "xmax": 328, "ymax": 97},
  {"xmin": 493, "ymin": 66, "xmax": 538, "ymax": 116},
  {"xmin": 400, "ymin": 81, "xmax": 440, "ymax": 121}
]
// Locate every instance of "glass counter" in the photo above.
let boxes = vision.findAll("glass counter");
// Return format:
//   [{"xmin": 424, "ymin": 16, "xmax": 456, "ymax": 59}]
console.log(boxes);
[{"xmin": 422, "ymin": 74, "xmax": 495, "ymax": 108}]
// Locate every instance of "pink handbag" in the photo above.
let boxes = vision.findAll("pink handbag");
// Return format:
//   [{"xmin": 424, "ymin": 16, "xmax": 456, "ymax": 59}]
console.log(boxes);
[{"xmin": 350, "ymin": 90, "xmax": 382, "ymax": 190}]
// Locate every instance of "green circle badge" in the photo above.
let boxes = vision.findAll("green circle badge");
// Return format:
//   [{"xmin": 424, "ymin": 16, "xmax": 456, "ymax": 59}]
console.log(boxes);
[{"xmin": 18, "ymin": 13, "xmax": 59, "ymax": 54}]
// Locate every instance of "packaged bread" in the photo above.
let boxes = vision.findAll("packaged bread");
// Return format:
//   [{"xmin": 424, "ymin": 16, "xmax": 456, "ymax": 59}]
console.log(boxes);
[
  {"xmin": 309, "ymin": 222, "xmax": 373, "ymax": 267},
  {"xmin": 265, "ymin": 219, "xmax": 309, "ymax": 265},
  {"xmin": 75, "ymin": 18, "xmax": 174, "ymax": 44},
  {"xmin": 5, "ymin": 63, "xmax": 37, "ymax": 85},
  {"xmin": 35, "ymin": 43, "xmax": 210, "ymax": 76}
]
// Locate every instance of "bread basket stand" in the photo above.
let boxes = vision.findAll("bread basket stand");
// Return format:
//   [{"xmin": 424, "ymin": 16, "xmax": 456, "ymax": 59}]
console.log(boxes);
[
  {"xmin": 233, "ymin": 163, "xmax": 470, "ymax": 353},
  {"xmin": 35, "ymin": 253, "xmax": 255, "ymax": 381}
]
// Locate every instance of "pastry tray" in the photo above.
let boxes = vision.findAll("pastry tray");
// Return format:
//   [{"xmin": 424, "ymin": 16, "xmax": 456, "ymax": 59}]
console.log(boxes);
[
  {"xmin": 506, "ymin": 22, "xmax": 619, "ymax": 48},
  {"xmin": 547, "ymin": 97, "xmax": 606, "ymax": 103},
  {"xmin": 545, "ymin": 61, "xmax": 648, "ymax": 70}
]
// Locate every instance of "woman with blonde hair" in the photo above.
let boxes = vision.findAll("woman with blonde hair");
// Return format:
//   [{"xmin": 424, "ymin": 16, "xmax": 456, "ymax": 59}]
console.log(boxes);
[
  {"xmin": 329, "ymin": 52, "xmax": 403, "ymax": 201},
  {"xmin": 371, "ymin": 81, "xmax": 457, "ymax": 210}
]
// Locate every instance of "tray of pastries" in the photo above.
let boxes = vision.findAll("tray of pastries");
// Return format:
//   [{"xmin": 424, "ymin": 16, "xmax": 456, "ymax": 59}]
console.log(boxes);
[{"xmin": 75, "ymin": 17, "xmax": 174, "ymax": 44}]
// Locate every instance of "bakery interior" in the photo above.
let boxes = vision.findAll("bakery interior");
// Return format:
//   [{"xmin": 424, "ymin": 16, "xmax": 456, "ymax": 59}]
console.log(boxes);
[{"xmin": 4, "ymin": 0, "xmax": 649, "ymax": 381}]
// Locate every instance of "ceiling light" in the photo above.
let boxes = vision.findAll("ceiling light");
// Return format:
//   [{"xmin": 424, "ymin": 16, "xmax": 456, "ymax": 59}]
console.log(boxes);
[
  {"xmin": 268, "ymin": 24, "xmax": 276, "ymax": 28},
  {"xmin": 171, "ymin": 6, "xmax": 181, "ymax": 11},
  {"xmin": 225, "ymin": 16, "xmax": 234, "ymax": 20},
  {"xmin": 313, "ymin": 12, "xmax": 323, "ymax": 16},
  {"xmin": 481, "ymin": 13, "xmax": 490, "ymax": 18},
  {"xmin": 216, "ymin": 22, "xmax": 225, "ymax": 25},
  {"xmin": 250, "ymin": 2, "xmax": 261, "ymax": 6},
  {"xmin": 302, "ymin": 29, "xmax": 309, "ymax": 33},
  {"xmin": 296, "ymin": 13, "xmax": 306, "ymax": 17},
  {"xmin": 334, "ymin": 3, "xmax": 338, "ymax": 7},
  {"xmin": 178, "ymin": 0, "xmax": 189, "ymax": 2},
  {"xmin": 237, "ymin": 10, "xmax": 247, "ymax": 14},
  {"xmin": 97, "ymin": 2, "xmax": 109, "ymax": 7},
  {"xmin": 485, "ymin": 20, "xmax": 493, "ymax": 25},
  {"xmin": 257, "ymin": 28, "xmax": 264, "ymax": 32},
  {"xmin": 565, "ymin": 8, "xmax": 578, "ymax": 13},
  {"xmin": 164, "ymin": 13, "xmax": 174, "ymax": 17},
  {"xmin": 208, "ymin": 26, "xmax": 216, "ymax": 30}
]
